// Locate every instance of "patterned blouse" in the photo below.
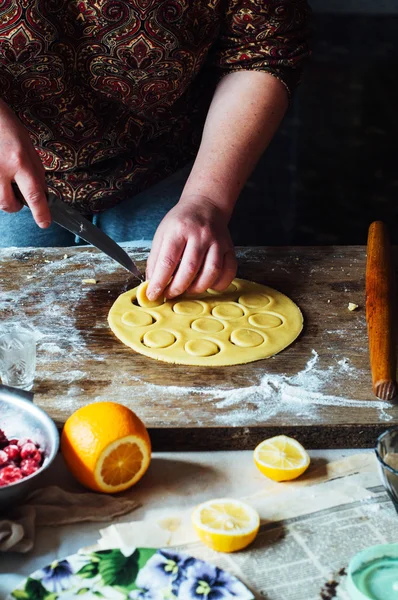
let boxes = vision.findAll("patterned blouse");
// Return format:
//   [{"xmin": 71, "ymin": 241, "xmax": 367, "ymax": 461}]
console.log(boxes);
[{"xmin": 0, "ymin": 0, "xmax": 310, "ymax": 213}]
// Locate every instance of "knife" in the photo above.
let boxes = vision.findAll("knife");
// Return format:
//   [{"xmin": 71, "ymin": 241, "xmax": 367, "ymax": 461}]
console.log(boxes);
[{"xmin": 12, "ymin": 184, "xmax": 144, "ymax": 280}]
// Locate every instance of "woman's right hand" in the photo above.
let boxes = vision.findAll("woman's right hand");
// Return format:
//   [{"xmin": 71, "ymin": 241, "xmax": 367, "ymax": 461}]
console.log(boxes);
[{"xmin": 0, "ymin": 99, "xmax": 51, "ymax": 227}]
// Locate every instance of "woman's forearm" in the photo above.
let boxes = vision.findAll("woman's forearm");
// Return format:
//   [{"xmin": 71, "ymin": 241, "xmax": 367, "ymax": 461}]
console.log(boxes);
[
  {"xmin": 180, "ymin": 70, "xmax": 289, "ymax": 218},
  {"xmin": 146, "ymin": 70, "xmax": 289, "ymax": 300}
]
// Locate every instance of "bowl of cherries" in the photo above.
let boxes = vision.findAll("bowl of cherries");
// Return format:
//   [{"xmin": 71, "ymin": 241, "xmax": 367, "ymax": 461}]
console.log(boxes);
[{"xmin": 0, "ymin": 385, "xmax": 59, "ymax": 509}]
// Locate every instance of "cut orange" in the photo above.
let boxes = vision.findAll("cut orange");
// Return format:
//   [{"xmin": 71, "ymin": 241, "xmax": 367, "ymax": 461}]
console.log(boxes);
[
  {"xmin": 61, "ymin": 401, "xmax": 151, "ymax": 493},
  {"xmin": 254, "ymin": 435, "xmax": 310, "ymax": 482}
]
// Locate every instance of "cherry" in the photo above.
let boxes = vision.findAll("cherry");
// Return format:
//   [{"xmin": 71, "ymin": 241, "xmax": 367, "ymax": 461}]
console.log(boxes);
[
  {"xmin": 0, "ymin": 450, "xmax": 8, "ymax": 466},
  {"xmin": 20, "ymin": 442, "xmax": 41, "ymax": 462},
  {"xmin": 20, "ymin": 459, "xmax": 40, "ymax": 477},
  {"xmin": 0, "ymin": 465, "xmax": 23, "ymax": 486},
  {"xmin": 4, "ymin": 444, "xmax": 20, "ymax": 462}
]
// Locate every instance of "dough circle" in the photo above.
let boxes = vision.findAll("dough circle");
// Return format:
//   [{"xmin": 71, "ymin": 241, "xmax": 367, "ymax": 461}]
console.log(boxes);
[
  {"xmin": 191, "ymin": 318, "xmax": 224, "ymax": 333},
  {"xmin": 238, "ymin": 293, "xmax": 270, "ymax": 308},
  {"xmin": 185, "ymin": 339, "xmax": 219, "ymax": 357},
  {"xmin": 143, "ymin": 330, "xmax": 176, "ymax": 348},
  {"xmin": 207, "ymin": 283, "xmax": 237, "ymax": 295},
  {"xmin": 136, "ymin": 281, "xmax": 163, "ymax": 308},
  {"xmin": 173, "ymin": 301, "xmax": 203, "ymax": 316},
  {"xmin": 108, "ymin": 278, "xmax": 303, "ymax": 366},
  {"xmin": 248, "ymin": 313, "xmax": 283, "ymax": 329},
  {"xmin": 230, "ymin": 328, "xmax": 264, "ymax": 348},
  {"xmin": 122, "ymin": 311, "xmax": 153, "ymax": 327},
  {"xmin": 212, "ymin": 303, "xmax": 245, "ymax": 320}
]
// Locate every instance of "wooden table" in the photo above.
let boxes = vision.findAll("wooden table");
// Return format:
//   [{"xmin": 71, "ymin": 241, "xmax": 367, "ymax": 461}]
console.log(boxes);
[{"xmin": 0, "ymin": 245, "xmax": 396, "ymax": 449}]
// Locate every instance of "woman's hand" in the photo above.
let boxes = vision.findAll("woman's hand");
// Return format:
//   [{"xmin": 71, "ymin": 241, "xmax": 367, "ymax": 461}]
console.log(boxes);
[
  {"xmin": 146, "ymin": 195, "xmax": 237, "ymax": 300},
  {"xmin": 0, "ymin": 99, "xmax": 50, "ymax": 227}
]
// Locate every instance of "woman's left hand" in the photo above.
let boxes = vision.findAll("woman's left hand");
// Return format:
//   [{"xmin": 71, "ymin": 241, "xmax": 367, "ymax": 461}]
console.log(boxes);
[{"xmin": 145, "ymin": 195, "xmax": 237, "ymax": 301}]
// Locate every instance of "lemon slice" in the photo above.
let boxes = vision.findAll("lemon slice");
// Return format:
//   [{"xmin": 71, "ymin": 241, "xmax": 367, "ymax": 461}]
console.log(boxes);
[
  {"xmin": 192, "ymin": 498, "xmax": 260, "ymax": 553},
  {"xmin": 254, "ymin": 435, "xmax": 310, "ymax": 482}
]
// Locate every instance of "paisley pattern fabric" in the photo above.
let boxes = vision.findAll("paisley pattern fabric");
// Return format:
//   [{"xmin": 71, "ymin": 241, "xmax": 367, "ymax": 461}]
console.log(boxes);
[{"xmin": 0, "ymin": 0, "xmax": 310, "ymax": 213}]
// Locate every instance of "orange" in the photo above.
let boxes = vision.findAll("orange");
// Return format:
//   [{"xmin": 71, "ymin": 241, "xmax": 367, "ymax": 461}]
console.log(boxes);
[{"xmin": 61, "ymin": 401, "xmax": 151, "ymax": 493}]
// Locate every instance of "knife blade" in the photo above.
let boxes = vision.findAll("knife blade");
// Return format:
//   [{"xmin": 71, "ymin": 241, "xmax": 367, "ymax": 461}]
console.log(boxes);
[
  {"xmin": 12, "ymin": 184, "xmax": 143, "ymax": 280},
  {"xmin": 48, "ymin": 195, "xmax": 143, "ymax": 280}
]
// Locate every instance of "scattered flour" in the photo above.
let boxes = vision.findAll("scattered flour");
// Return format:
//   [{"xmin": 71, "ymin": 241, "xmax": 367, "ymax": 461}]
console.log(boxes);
[
  {"xmin": 0, "ymin": 246, "xmax": 150, "ymax": 380},
  {"xmin": 90, "ymin": 350, "xmax": 394, "ymax": 426},
  {"xmin": 39, "ymin": 343, "xmax": 64, "ymax": 354}
]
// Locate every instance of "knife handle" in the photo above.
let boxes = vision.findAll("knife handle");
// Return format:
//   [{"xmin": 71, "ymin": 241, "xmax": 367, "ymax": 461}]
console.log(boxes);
[
  {"xmin": 366, "ymin": 221, "xmax": 398, "ymax": 401},
  {"xmin": 12, "ymin": 182, "xmax": 52, "ymax": 207}
]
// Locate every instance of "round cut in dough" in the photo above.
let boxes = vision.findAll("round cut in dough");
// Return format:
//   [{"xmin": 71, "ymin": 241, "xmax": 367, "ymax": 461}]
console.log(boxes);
[
  {"xmin": 191, "ymin": 318, "xmax": 224, "ymax": 333},
  {"xmin": 248, "ymin": 313, "xmax": 283, "ymax": 329},
  {"xmin": 108, "ymin": 278, "xmax": 303, "ymax": 366},
  {"xmin": 212, "ymin": 303, "xmax": 245, "ymax": 320},
  {"xmin": 238, "ymin": 293, "xmax": 270, "ymax": 308},
  {"xmin": 173, "ymin": 301, "xmax": 204, "ymax": 316},
  {"xmin": 207, "ymin": 283, "xmax": 237, "ymax": 295},
  {"xmin": 143, "ymin": 330, "xmax": 176, "ymax": 348},
  {"xmin": 121, "ymin": 311, "xmax": 153, "ymax": 327},
  {"xmin": 230, "ymin": 328, "xmax": 264, "ymax": 348},
  {"xmin": 185, "ymin": 339, "xmax": 219, "ymax": 357}
]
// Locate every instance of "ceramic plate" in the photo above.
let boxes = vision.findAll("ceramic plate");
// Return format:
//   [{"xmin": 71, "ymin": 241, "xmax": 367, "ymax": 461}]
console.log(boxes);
[{"xmin": 9, "ymin": 547, "xmax": 254, "ymax": 599}]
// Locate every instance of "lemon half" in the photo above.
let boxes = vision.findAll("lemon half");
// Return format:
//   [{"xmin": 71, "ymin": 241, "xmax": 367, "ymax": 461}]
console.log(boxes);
[
  {"xmin": 254, "ymin": 435, "xmax": 310, "ymax": 482},
  {"xmin": 192, "ymin": 498, "xmax": 260, "ymax": 553}
]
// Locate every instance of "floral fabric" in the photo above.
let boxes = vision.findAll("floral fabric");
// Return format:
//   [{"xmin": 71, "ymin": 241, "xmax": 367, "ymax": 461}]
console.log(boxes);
[
  {"xmin": 0, "ymin": 0, "xmax": 310, "ymax": 213},
  {"xmin": 10, "ymin": 547, "xmax": 255, "ymax": 599}
]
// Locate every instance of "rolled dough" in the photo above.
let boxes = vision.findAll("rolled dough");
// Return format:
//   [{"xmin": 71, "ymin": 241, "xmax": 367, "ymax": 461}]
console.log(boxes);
[{"xmin": 108, "ymin": 279, "xmax": 303, "ymax": 366}]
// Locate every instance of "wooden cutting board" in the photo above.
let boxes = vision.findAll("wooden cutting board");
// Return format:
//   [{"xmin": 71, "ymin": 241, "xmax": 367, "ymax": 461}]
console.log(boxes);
[{"xmin": 0, "ymin": 245, "xmax": 397, "ymax": 449}]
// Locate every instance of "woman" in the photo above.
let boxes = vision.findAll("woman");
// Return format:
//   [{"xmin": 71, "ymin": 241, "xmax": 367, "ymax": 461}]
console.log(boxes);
[{"xmin": 0, "ymin": 0, "xmax": 310, "ymax": 300}]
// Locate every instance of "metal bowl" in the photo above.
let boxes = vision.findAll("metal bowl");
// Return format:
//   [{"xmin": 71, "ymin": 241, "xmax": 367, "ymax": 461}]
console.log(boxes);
[{"xmin": 0, "ymin": 385, "xmax": 59, "ymax": 509}]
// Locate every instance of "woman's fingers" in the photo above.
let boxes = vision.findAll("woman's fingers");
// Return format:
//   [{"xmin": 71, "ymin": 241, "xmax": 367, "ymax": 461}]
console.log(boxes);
[
  {"xmin": 0, "ymin": 179, "xmax": 23, "ymax": 213},
  {"xmin": 209, "ymin": 248, "xmax": 238, "ymax": 291},
  {"xmin": 146, "ymin": 235, "xmax": 185, "ymax": 300},
  {"xmin": 146, "ymin": 242, "xmax": 237, "ymax": 300},
  {"xmin": 164, "ymin": 238, "xmax": 207, "ymax": 299},
  {"xmin": 186, "ymin": 243, "xmax": 224, "ymax": 294},
  {"xmin": 146, "ymin": 229, "xmax": 164, "ymax": 280},
  {"xmin": 14, "ymin": 172, "xmax": 50, "ymax": 228}
]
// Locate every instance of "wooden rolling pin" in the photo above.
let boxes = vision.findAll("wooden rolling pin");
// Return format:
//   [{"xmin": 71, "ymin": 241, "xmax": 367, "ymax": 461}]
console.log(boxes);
[{"xmin": 366, "ymin": 221, "xmax": 398, "ymax": 401}]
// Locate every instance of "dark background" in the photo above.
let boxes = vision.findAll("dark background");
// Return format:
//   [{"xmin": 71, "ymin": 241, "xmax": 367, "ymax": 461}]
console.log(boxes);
[{"xmin": 231, "ymin": 1, "xmax": 398, "ymax": 246}]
